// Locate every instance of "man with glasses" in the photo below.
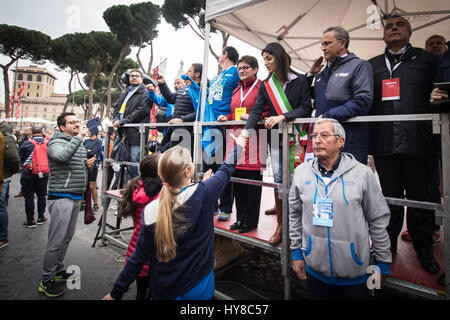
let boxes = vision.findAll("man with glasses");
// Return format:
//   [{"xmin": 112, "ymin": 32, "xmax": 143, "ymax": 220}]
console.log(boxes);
[
  {"xmin": 38, "ymin": 112, "xmax": 96, "ymax": 297},
  {"xmin": 289, "ymin": 118, "xmax": 391, "ymax": 299},
  {"xmin": 308, "ymin": 26, "xmax": 374, "ymax": 164},
  {"xmin": 112, "ymin": 69, "xmax": 151, "ymax": 178}
]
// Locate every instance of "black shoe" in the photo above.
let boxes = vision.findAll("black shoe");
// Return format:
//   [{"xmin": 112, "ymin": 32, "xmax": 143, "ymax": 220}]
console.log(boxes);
[
  {"xmin": 23, "ymin": 221, "xmax": 36, "ymax": 228},
  {"xmin": 418, "ymin": 253, "xmax": 440, "ymax": 274},
  {"xmin": 437, "ymin": 273, "xmax": 445, "ymax": 286},
  {"xmin": 237, "ymin": 224, "xmax": 256, "ymax": 234},
  {"xmin": 37, "ymin": 217, "xmax": 48, "ymax": 225},
  {"xmin": 55, "ymin": 270, "xmax": 76, "ymax": 282},
  {"xmin": 230, "ymin": 220, "xmax": 243, "ymax": 230},
  {"xmin": 38, "ymin": 278, "xmax": 64, "ymax": 298}
]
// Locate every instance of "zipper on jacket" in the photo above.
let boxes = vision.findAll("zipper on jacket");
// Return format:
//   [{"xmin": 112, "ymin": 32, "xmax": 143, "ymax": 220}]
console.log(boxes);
[
  {"xmin": 324, "ymin": 183, "xmax": 334, "ymax": 280},
  {"xmin": 64, "ymin": 170, "xmax": 72, "ymax": 188}
]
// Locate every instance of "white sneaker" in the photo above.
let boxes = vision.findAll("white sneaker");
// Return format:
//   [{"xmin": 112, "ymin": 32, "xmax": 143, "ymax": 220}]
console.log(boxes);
[{"xmin": 218, "ymin": 211, "xmax": 231, "ymax": 221}]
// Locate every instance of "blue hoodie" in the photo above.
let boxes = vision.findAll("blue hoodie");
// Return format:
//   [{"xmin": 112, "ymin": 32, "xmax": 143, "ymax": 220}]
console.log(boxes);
[{"xmin": 110, "ymin": 145, "xmax": 243, "ymax": 300}]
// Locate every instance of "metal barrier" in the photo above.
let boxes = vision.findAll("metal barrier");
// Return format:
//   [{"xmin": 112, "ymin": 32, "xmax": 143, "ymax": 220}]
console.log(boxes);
[{"xmin": 96, "ymin": 112, "xmax": 450, "ymax": 300}]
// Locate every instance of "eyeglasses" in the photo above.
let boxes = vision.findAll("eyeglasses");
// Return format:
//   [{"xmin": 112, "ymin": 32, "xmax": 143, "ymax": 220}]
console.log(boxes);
[
  {"xmin": 238, "ymin": 65, "xmax": 251, "ymax": 71},
  {"xmin": 66, "ymin": 120, "xmax": 80, "ymax": 125},
  {"xmin": 309, "ymin": 133, "xmax": 339, "ymax": 140}
]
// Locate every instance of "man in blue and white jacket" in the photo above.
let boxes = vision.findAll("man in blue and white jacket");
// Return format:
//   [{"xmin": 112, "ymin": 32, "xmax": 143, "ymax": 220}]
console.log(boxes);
[
  {"xmin": 289, "ymin": 119, "xmax": 391, "ymax": 300},
  {"xmin": 308, "ymin": 26, "xmax": 373, "ymax": 164}
]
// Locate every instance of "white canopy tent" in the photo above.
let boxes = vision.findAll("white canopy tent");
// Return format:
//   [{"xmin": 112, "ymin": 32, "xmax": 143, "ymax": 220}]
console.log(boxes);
[{"xmin": 205, "ymin": 0, "xmax": 450, "ymax": 72}]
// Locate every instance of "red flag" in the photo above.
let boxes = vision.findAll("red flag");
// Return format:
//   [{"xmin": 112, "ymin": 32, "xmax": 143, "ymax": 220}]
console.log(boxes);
[
  {"xmin": 7, "ymin": 88, "xmax": 16, "ymax": 121},
  {"xmin": 16, "ymin": 82, "xmax": 25, "ymax": 119},
  {"xmin": 150, "ymin": 60, "xmax": 167, "ymax": 137}
]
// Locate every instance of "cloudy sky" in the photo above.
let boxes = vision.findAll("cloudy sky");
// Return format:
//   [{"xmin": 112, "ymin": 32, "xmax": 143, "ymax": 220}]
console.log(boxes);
[{"xmin": 0, "ymin": 0, "xmax": 263, "ymax": 103}]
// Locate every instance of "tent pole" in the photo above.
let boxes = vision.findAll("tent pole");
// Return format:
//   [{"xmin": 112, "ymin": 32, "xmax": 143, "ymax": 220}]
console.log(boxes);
[
  {"xmin": 440, "ymin": 113, "xmax": 450, "ymax": 300},
  {"xmin": 194, "ymin": 21, "xmax": 211, "ymax": 178},
  {"xmin": 281, "ymin": 122, "xmax": 292, "ymax": 300}
]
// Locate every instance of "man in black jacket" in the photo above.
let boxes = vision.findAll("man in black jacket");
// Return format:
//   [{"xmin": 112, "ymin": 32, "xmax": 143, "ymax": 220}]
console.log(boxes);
[
  {"xmin": 112, "ymin": 69, "xmax": 151, "ymax": 178},
  {"xmin": 369, "ymin": 15, "xmax": 439, "ymax": 274}
]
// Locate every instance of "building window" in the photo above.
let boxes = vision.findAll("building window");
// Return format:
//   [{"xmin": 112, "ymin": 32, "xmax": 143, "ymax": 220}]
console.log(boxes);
[
  {"xmin": 37, "ymin": 85, "xmax": 40, "ymax": 89},
  {"xmin": 44, "ymin": 107, "xmax": 47, "ymax": 112},
  {"xmin": 37, "ymin": 75, "xmax": 42, "ymax": 82},
  {"xmin": 28, "ymin": 85, "xmax": 30, "ymax": 89},
  {"xmin": 36, "ymin": 93, "xmax": 39, "ymax": 97},
  {"xmin": 27, "ymin": 92, "xmax": 30, "ymax": 97},
  {"xmin": 27, "ymin": 74, "xmax": 32, "ymax": 81},
  {"xmin": 18, "ymin": 74, "xmax": 23, "ymax": 80}
]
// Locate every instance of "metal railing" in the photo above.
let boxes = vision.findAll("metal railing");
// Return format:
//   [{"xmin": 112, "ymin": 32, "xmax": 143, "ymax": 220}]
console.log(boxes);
[{"xmin": 97, "ymin": 112, "xmax": 450, "ymax": 300}]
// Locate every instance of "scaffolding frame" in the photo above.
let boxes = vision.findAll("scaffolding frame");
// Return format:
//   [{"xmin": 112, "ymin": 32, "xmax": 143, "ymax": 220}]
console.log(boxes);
[{"xmin": 96, "ymin": 112, "xmax": 449, "ymax": 300}]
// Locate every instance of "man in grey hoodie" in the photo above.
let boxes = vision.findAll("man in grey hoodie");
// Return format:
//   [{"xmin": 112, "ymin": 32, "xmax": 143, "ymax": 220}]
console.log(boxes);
[{"xmin": 289, "ymin": 119, "xmax": 391, "ymax": 299}]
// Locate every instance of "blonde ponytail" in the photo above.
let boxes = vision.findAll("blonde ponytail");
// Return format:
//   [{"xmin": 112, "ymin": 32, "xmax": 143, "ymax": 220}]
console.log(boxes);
[
  {"xmin": 155, "ymin": 146, "xmax": 192, "ymax": 263},
  {"xmin": 155, "ymin": 186, "xmax": 178, "ymax": 262}
]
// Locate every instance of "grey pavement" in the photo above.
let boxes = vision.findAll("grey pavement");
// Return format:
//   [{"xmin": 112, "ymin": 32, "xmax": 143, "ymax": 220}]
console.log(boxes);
[{"xmin": 0, "ymin": 171, "xmax": 136, "ymax": 300}]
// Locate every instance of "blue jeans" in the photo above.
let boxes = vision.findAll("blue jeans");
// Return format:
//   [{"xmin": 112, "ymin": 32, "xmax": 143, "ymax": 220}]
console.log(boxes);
[
  {"xmin": 0, "ymin": 181, "xmax": 10, "ymax": 241},
  {"xmin": 129, "ymin": 145, "xmax": 141, "ymax": 178},
  {"xmin": 270, "ymin": 143, "xmax": 283, "ymax": 184}
]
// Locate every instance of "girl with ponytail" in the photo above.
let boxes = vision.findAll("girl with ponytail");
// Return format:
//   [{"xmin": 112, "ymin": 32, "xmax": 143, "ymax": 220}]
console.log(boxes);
[
  {"xmin": 104, "ymin": 131, "xmax": 248, "ymax": 300},
  {"xmin": 117, "ymin": 153, "xmax": 162, "ymax": 300}
]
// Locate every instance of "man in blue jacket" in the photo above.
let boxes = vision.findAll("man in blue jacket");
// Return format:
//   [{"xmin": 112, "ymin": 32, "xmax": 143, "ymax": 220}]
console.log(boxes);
[{"xmin": 308, "ymin": 26, "xmax": 373, "ymax": 164}]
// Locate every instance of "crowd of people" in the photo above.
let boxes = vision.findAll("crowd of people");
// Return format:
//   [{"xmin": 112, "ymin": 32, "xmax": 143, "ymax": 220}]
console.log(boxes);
[{"xmin": 0, "ymin": 14, "xmax": 449, "ymax": 300}]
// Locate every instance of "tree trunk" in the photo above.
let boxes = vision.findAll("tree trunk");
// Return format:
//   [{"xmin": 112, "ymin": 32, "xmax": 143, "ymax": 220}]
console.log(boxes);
[
  {"xmin": 1, "ymin": 58, "xmax": 19, "ymax": 117},
  {"xmin": 106, "ymin": 43, "xmax": 128, "ymax": 121},
  {"xmin": 88, "ymin": 63, "xmax": 103, "ymax": 119},
  {"xmin": 62, "ymin": 69, "xmax": 75, "ymax": 113}
]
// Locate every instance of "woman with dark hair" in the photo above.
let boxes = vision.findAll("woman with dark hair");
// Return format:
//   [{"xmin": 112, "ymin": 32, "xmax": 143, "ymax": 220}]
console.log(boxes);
[
  {"xmin": 117, "ymin": 153, "xmax": 162, "ymax": 300},
  {"xmin": 244, "ymin": 42, "xmax": 312, "ymax": 245},
  {"xmin": 217, "ymin": 55, "xmax": 270, "ymax": 233}
]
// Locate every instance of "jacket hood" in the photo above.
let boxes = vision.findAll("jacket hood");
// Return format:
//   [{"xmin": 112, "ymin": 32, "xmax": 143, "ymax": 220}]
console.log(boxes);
[
  {"xmin": 331, "ymin": 52, "xmax": 358, "ymax": 68},
  {"xmin": 310, "ymin": 152, "xmax": 360, "ymax": 205},
  {"xmin": 143, "ymin": 183, "xmax": 199, "ymax": 226},
  {"xmin": 52, "ymin": 131, "xmax": 73, "ymax": 141}
]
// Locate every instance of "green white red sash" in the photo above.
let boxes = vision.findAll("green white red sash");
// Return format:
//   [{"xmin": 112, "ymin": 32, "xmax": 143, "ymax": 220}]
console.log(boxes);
[
  {"xmin": 264, "ymin": 73, "xmax": 307, "ymax": 141},
  {"xmin": 264, "ymin": 73, "xmax": 313, "ymax": 171}
]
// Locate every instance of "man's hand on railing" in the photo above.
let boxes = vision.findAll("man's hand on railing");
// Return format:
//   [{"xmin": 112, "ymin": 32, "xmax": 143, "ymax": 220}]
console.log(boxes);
[
  {"xmin": 217, "ymin": 115, "xmax": 228, "ymax": 122},
  {"xmin": 168, "ymin": 118, "xmax": 183, "ymax": 124},
  {"xmin": 430, "ymin": 88, "xmax": 448, "ymax": 103}
]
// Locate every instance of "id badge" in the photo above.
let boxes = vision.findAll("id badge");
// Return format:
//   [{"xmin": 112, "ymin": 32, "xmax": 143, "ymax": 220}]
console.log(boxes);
[
  {"xmin": 38, "ymin": 172, "xmax": 44, "ymax": 178},
  {"xmin": 382, "ymin": 77, "xmax": 400, "ymax": 101},
  {"xmin": 312, "ymin": 198, "xmax": 333, "ymax": 227},
  {"xmin": 235, "ymin": 107, "xmax": 246, "ymax": 120}
]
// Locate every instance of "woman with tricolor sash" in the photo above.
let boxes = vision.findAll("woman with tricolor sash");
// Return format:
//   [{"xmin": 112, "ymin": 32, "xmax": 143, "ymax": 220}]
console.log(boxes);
[{"xmin": 244, "ymin": 42, "xmax": 313, "ymax": 246}]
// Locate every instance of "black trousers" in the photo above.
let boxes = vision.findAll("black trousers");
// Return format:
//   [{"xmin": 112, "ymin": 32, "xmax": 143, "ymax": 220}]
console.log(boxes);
[
  {"xmin": 374, "ymin": 154, "xmax": 433, "ymax": 255},
  {"xmin": 307, "ymin": 274, "xmax": 369, "ymax": 300},
  {"xmin": 20, "ymin": 175, "xmax": 48, "ymax": 223},
  {"xmin": 233, "ymin": 169, "xmax": 262, "ymax": 228}
]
